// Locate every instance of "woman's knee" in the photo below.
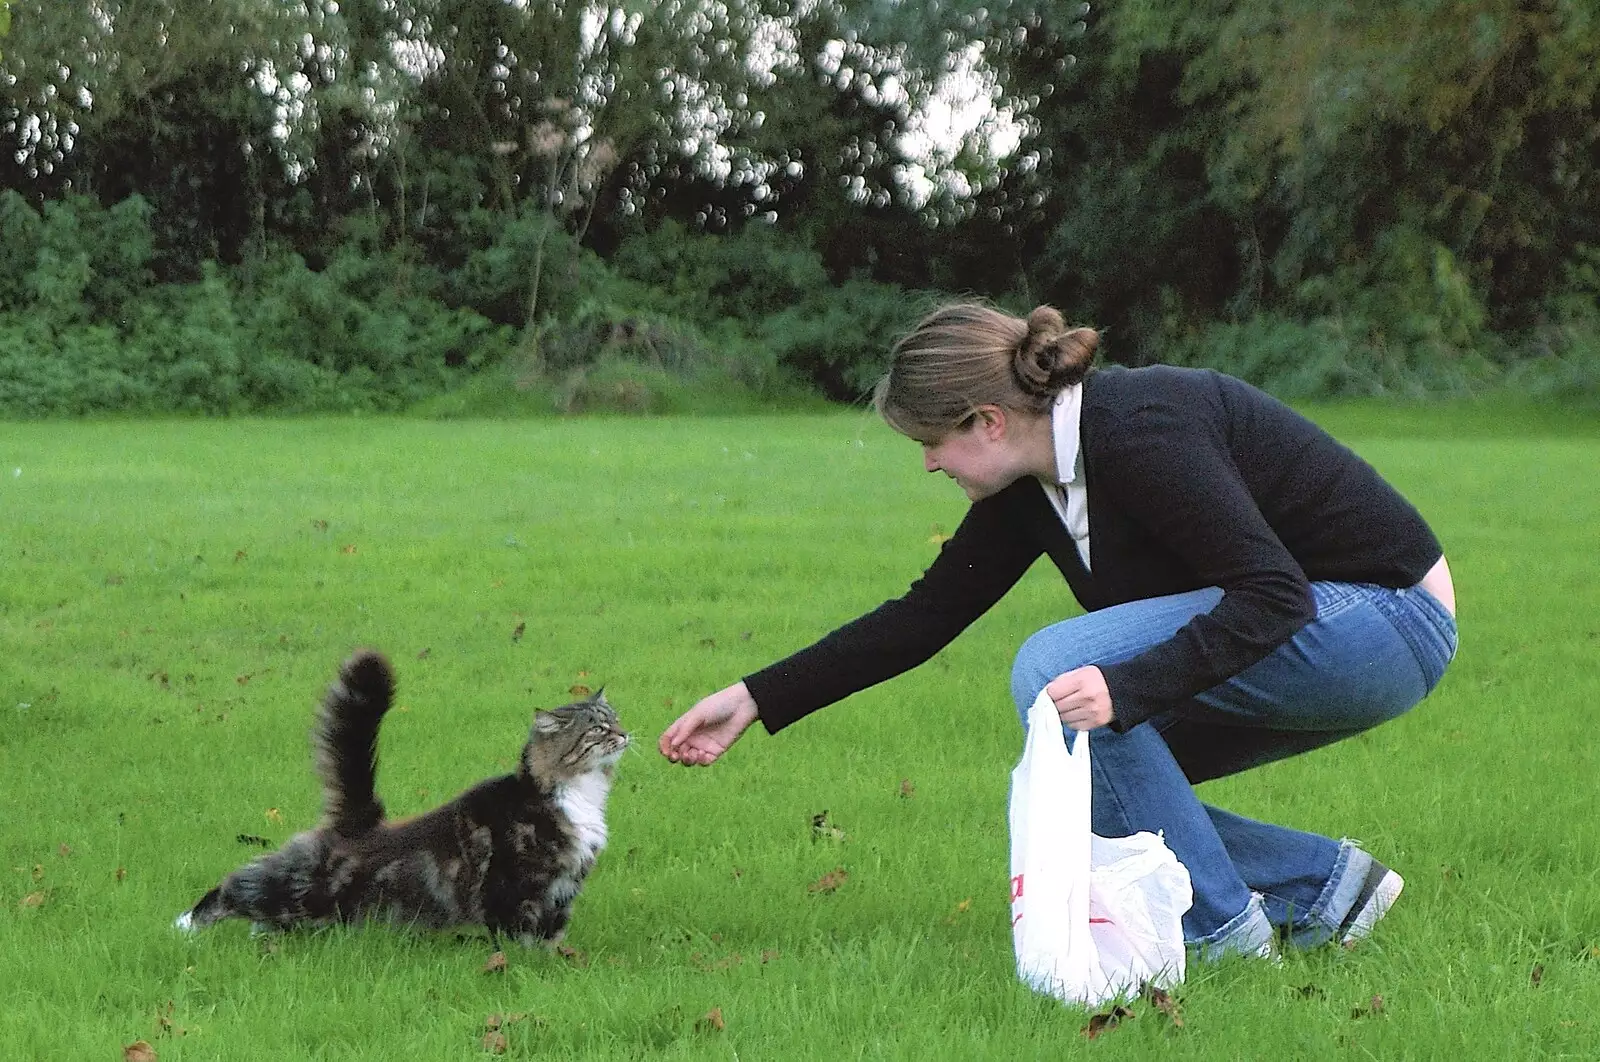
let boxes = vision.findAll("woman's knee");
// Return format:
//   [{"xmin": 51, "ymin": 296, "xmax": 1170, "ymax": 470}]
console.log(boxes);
[{"xmin": 1011, "ymin": 626, "xmax": 1089, "ymax": 722}]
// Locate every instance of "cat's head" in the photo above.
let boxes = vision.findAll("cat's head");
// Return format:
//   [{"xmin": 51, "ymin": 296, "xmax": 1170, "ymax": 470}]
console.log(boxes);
[{"xmin": 520, "ymin": 689, "xmax": 630, "ymax": 782}]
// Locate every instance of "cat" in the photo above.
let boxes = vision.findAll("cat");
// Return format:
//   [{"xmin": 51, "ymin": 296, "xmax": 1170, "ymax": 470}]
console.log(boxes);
[{"xmin": 175, "ymin": 649, "xmax": 628, "ymax": 947}]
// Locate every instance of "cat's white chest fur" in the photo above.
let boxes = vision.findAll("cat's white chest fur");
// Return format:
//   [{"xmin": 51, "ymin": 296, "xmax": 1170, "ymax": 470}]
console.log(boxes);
[{"xmin": 554, "ymin": 771, "xmax": 611, "ymax": 860}]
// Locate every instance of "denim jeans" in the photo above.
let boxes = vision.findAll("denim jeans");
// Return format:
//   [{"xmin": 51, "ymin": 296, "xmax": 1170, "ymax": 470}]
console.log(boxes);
[{"xmin": 1010, "ymin": 580, "xmax": 1458, "ymax": 956}]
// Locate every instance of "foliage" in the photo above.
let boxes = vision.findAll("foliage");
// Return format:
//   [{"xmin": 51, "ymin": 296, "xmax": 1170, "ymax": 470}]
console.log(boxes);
[{"xmin": 3, "ymin": 2, "xmax": 1600, "ymax": 412}]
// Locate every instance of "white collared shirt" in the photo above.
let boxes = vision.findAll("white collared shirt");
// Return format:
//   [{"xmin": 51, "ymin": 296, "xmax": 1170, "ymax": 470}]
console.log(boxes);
[{"xmin": 1037, "ymin": 384, "xmax": 1091, "ymax": 570}]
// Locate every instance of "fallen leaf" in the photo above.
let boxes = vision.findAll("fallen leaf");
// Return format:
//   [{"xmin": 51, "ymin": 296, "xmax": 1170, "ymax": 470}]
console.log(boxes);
[
  {"xmin": 1081, "ymin": 1004, "xmax": 1135, "ymax": 1040},
  {"xmin": 233, "ymin": 550, "xmax": 247, "ymax": 562},
  {"xmin": 1142, "ymin": 982, "xmax": 1184, "ymax": 1027},
  {"xmin": 485, "ymin": 1013, "xmax": 527, "ymax": 1032},
  {"xmin": 899, "ymin": 778, "xmax": 916, "ymax": 798},
  {"xmin": 32, "ymin": 863, "xmax": 43, "ymax": 881},
  {"xmin": 1351, "ymin": 994, "xmax": 1385, "ymax": 1019},
  {"xmin": 556, "ymin": 945, "xmax": 589, "ymax": 967},
  {"xmin": 482, "ymin": 1030, "xmax": 507, "ymax": 1054},
  {"xmin": 115, "ymin": 866, "xmax": 127, "ymax": 883},
  {"xmin": 58, "ymin": 843, "xmax": 72, "ymax": 857},
  {"xmin": 810, "ymin": 811, "xmax": 846, "ymax": 843},
  {"xmin": 808, "ymin": 867, "xmax": 848, "ymax": 894},
  {"xmin": 695, "ymin": 1007, "xmax": 726, "ymax": 1033},
  {"xmin": 265, "ymin": 808, "xmax": 282, "ymax": 824},
  {"xmin": 340, "ymin": 544, "xmax": 357, "ymax": 555},
  {"xmin": 483, "ymin": 951, "xmax": 508, "ymax": 974},
  {"xmin": 569, "ymin": 685, "xmax": 591, "ymax": 696},
  {"xmin": 235, "ymin": 673, "xmax": 252, "ymax": 685},
  {"xmin": 123, "ymin": 1042, "xmax": 157, "ymax": 1062},
  {"xmin": 577, "ymin": 670, "xmax": 589, "ymax": 678},
  {"xmin": 1531, "ymin": 964, "xmax": 1545, "ymax": 987},
  {"xmin": 512, "ymin": 621, "xmax": 525, "ymax": 642},
  {"xmin": 19, "ymin": 891, "xmax": 44, "ymax": 908}
]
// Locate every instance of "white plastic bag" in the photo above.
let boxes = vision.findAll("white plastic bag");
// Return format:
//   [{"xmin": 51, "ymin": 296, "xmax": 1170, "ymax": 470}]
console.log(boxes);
[{"xmin": 1009, "ymin": 689, "xmax": 1193, "ymax": 1007}]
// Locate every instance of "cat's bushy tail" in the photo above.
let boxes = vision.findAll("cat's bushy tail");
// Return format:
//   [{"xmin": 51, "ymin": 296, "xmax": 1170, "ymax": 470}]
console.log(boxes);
[{"xmin": 315, "ymin": 650, "xmax": 395, "ymax": 835}]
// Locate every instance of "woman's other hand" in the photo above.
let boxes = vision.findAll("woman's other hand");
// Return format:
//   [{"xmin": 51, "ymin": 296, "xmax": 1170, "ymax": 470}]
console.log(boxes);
[
  {"xmin": 659, "ymin": 681, "xmax": 761, "ymax": 766},
  {"xmin": 1046, "ymin": 665, "xmax": 1114, "ymax": 731}
]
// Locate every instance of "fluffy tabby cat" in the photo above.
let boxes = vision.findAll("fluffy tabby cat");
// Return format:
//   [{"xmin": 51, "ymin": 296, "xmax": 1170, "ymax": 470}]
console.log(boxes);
[{"xmin": 175, "ymin": 650, "xmax": 628, "ymax": 946}]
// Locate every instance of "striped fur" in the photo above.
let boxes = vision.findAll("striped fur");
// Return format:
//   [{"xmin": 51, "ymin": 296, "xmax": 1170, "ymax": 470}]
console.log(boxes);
[{"xmin": 175, "ymin": 650, "xmax": 628, "ymax": 945}]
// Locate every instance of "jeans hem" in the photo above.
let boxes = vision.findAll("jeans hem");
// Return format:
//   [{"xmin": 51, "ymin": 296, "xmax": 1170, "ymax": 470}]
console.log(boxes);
[
  {"xmin": 1187, "ymin": 892, "xmax": 1275, "ymax": 961},
  {"xmin": 1285, "ymin": 840, "xmax": 1372, "ymax": 949}
]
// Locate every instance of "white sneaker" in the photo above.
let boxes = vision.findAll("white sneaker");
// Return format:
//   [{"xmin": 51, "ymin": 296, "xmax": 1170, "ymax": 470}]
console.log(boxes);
[{"xmin": 1339, "ymin": 861, "xmax": 1404, "ymax": 946}]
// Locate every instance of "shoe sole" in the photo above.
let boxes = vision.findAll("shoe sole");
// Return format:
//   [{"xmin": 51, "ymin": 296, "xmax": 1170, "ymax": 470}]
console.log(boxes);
[{"xmin": 1341, "ymin": 868, "xmax": 1403, "ymax": 946}]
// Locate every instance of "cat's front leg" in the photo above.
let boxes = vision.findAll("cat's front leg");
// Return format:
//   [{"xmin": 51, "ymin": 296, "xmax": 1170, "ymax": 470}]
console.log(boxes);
[{"xmin": 496, "ymin": 899, "xmax": 571, "ymax": 949}]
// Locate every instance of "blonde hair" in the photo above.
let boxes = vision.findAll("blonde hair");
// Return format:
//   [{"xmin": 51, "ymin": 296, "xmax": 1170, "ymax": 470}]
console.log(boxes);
[{"xmin": 873, "ymin": 302, "xmax": 1099, "ymax": 442}]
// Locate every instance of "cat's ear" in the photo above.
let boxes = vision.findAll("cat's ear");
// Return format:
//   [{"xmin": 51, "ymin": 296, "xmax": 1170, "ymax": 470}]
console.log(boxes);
[
  {"xmin": 590, "ymin": 687, "xmax": 609, "ymax": 707},
  {"xmin": 533, "ymin": 711, "xmax": 565, "ymax": 734}
]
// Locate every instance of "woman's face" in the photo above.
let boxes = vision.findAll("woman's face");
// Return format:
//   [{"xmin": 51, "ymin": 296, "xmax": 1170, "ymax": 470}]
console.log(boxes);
[{"xmin": 920, "ymin": 410, "xmax": 1026, "ymax": 501}]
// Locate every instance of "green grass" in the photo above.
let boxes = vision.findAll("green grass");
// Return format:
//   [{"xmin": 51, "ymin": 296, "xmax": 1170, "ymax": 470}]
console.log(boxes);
[{"xmin": 2, "ymin": 405, "xmax": 1597, "ymax": 1060}]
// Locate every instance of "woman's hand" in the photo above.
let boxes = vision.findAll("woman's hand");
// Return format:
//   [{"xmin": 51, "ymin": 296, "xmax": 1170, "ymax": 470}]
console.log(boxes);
[
  {"xmin": 1046, "ymin": 666, "xmax": 1114, "ymax": 731},
  {"xmin": 658, "ymin": 681, "xmax": 761, "ymax": 766}
]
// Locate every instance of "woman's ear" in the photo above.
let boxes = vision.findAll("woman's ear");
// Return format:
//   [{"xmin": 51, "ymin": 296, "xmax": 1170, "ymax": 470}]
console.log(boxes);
[{"xmin": 974, "ymin": 405, "xmax": 1008, "ymax": 441}]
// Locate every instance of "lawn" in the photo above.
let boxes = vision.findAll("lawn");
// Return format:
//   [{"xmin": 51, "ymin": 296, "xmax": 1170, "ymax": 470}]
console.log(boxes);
[{"xmin": 2, "ymin": 405, "xmax": 1597, "ymax": 1060}]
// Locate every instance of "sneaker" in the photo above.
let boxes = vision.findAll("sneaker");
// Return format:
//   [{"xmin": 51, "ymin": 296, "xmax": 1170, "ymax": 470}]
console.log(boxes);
[{"xmin": 1339, "ymin": 860, "xmax": 1404, "ymax": 946}]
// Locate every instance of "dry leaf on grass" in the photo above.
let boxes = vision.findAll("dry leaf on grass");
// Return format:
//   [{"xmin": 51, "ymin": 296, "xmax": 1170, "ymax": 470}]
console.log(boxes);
[
  {"xmin": 899, "ymin": 778, "xmax": 916, "ymax": 798},
  {"xmin": 695, "ymin": 1007, "xmax": 726, "ymax": 1033},
  {"xmin": 556, "ymin": 945, "xmax": 589, "ymax": 967},
  {"xmin": 808, "ymin": 867, "xmax": 848, "ymax": 894},
  {"xmin": 482, "ymin": 951, "xmax": 508, "ymax": 974},
  {"xmin": 1081, "ymin": 1004, "xmax": 1135, "ymax": 1040},
  {"xmin": 810, "ymin": 811, "xmax": 846, "ymax": 843},
  {"xmin": 1531, "ymin": 964, "xmax": 1545, "ymax": 987},
  {"xmin": 1351, "ymin": 994, "xmax": 1385, "ymax": 1019},
  {"xmin": 123, "ymin": 1042, "xmax": 157, "ymax": 1062},
  {"xmin": 482, "ymin": 1030, "xmax": 507, "ymax": 1054},
  {"xmin": 19, "ymin": 891, "xmax": 45, "ymax": 908},
  {"xmin": 1141, "ymin": 983, "xmax": 1184, "ymax": 1027}
]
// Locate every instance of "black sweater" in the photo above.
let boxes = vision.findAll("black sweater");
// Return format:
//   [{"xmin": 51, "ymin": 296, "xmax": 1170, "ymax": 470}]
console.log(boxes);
[{"xmin": 744, "ymin": 365, "xmax": 1444, "ymax": 734}]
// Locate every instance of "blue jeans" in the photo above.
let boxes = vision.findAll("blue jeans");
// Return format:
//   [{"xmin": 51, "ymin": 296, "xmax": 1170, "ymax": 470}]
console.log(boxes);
[{"xmin": 1010, "ymin": 581, "xmax": 1458, "ymax": 956}]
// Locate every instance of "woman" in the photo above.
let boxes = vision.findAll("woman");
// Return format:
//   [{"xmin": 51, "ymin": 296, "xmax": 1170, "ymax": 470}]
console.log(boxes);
[{"xmin": 658, "ymin": 302, "xmax": 1458, "ymax": 958}]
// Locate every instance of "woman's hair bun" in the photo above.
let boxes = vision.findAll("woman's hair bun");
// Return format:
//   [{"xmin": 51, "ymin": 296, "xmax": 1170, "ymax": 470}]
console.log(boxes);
[{"xmin": 1013, "ymin": 306, "xmax": 1098, "ymax": 394}]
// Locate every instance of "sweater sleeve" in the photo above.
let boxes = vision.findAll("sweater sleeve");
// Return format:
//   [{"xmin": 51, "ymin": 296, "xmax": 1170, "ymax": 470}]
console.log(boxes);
[
  {"xmin": 744, "ymin": 486, "xmax": 1044, "ymax": 733},
  {"xmin": 1093, "ymin": 399, "xmax": 1316, "ymax": 731}
]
